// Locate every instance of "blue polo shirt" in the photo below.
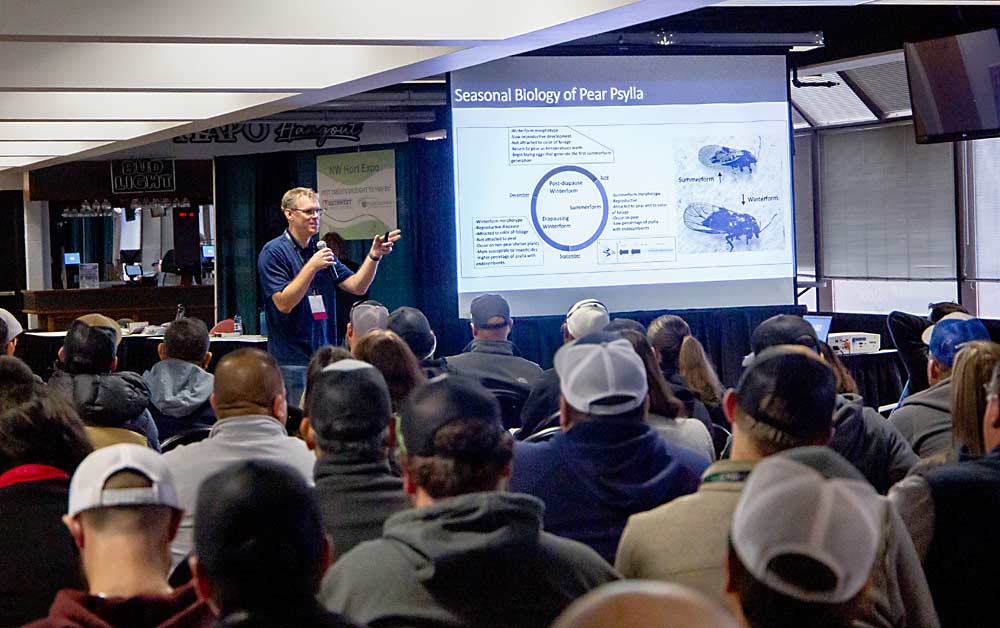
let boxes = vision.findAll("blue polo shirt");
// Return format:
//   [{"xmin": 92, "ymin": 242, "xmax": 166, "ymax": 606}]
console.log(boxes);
[{"xmin": 258, "ymin": 231, "xmax": 353, "ymax": 366}]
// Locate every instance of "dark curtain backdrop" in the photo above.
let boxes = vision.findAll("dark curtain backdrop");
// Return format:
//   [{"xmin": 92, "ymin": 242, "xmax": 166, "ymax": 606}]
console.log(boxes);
[{"xmin": 214, "ymin": 141, "xmax": 804, "ymax": 385}]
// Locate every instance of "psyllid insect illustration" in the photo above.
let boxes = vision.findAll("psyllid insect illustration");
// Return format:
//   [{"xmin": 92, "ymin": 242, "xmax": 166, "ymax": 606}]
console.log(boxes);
[
  {"xmin": 682, "ymin": 203, "xmax": 778, "ymax": 251},
  {"xmin": 698, "ymin": 144, "xmax": 757, "ymax": 173}
]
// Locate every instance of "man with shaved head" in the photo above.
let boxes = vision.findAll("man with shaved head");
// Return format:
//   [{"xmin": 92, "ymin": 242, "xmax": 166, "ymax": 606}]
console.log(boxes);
[{"xmin": 162, "ymin": 348, "xmax": 314, "ymax": 567}]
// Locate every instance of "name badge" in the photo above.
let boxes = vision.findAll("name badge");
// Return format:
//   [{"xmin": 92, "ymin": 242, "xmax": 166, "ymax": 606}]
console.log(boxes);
[{"xmin": 308, "ymin": 294, "xmax": 328, "ymax": 320}]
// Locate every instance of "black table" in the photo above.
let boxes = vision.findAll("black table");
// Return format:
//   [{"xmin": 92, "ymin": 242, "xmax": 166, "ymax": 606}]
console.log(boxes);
[
  {"xmin": 839, "ymin": 349, "xmax": 904, "ymax": 410},
  {"xmin": 17, "ymin": 332, "xmax": 267, "ymax": 380}
]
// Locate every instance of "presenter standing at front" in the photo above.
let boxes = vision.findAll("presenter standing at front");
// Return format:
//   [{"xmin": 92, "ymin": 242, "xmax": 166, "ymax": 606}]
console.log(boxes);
[{"xmin": 258, "ymin": 187, "xmax": 401, "ymax": 402}]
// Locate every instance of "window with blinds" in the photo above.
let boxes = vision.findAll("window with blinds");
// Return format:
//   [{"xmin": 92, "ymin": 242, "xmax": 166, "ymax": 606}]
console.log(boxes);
[
  {"xmin": 971, "ymin": 138, "xmax": 1000, "ymax": 280},
  {"xmin": 818, "ymin": 123, "xmax": 955, "ymax": 281},
  {"xmin": 793, "ymin": 133, "xmax": 815, "ymax": 277}
]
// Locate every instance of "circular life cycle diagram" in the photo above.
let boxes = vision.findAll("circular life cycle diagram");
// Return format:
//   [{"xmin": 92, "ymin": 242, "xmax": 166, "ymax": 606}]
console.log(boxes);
[{"xmin": 530, "ymin": 165, "xmax": 609, "ymax": 252}]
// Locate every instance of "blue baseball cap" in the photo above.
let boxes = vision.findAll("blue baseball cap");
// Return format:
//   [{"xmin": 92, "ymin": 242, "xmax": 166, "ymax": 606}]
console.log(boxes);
[{"xmin": 929, "ymin": 318, "xmax": 990, "ymax": 367}]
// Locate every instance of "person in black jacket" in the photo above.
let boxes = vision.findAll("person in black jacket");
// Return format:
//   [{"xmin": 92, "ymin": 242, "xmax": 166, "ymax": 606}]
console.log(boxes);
[
  {"xmin": 300, "ymin": 360, "xmax": 408, "ymax": 558},
  {"xmin": 48, "ymin": 313, "xmax": 160, "ymax": 450},
  {"xmin": 190, "ymin": 460, "xmax": 359, "ymax": 628},
  {"xmin": 887, "ymin": 302, "xmax": 968, "ymax": 402},
  {"xmin": 0, "ymin": 363, "xmax": 92, "ymax": 628}
]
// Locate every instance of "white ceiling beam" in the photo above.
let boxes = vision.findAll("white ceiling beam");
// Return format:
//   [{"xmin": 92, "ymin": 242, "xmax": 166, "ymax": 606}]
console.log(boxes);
[
  {"xmin": 0, "ymin": 156, "xmax": 51, "ymax": 167},
  {"xmin": 0, "ymin": 42, "xmax": 464, "ymax": 90},
  {"xmin": 0, "ymin": 121, "xmax": 189, "ymax": 140},
  {"xmin": 0, "ymin": 141, "xmax": 110, "ymax": 156},
  {"xmin": 0, "ymin": 0, "xmax": 718, "ymax": 45},
  {"xmin": 13, "ymin": 0, "xmax": 722, "ymax": 170},
  {"xmin": 0, "ymin": 92, "xmax": 294, "ymax": 120}
]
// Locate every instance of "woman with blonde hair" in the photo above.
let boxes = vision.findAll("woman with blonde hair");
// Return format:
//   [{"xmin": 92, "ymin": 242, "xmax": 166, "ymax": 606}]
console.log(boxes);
[
  {"xmin": 647, "ymin": 315, "xmax": 719, "ymax": 428},
  {"xmin": 950, "ymin": 340, "xmax": 1000, "ymax": 457}
]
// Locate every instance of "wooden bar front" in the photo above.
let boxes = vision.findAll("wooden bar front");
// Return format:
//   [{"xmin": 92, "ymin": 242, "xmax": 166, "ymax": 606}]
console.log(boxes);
[{"xmin": 23, "ymin": 285, "xmax": 215, "ymax": 331}]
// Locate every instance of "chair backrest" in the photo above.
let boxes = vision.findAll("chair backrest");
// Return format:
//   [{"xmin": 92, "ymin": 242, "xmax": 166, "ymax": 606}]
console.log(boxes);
[
  {"xmin": 523, "ymin": 426, "xmax": 562, "ymax": 443},
  {"xmin": 487, "ymin": 387, "xmax": 529, "ymax": 430},
  {"xmin": 210, "ymin": 318, "xmax": 235, "ymax": 334},
  {"xmin": 85, "ymin": 426, "xmax": 148, "ymax": 450},
  {"xmin": 160, "ymin": 427, "xmax": 212, "ymax": 453}
]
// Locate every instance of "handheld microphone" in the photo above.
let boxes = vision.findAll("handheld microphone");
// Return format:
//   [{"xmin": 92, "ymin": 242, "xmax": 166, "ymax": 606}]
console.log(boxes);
[{"xmin": 314, "ymin": 240, "xmax": 339, "ymax": 279}]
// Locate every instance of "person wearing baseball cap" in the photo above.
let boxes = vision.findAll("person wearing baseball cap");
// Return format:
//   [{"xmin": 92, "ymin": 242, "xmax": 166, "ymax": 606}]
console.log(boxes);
[
  {"xmin": 319, "ymin": 375, "xmax": 617, "ymax": 628},
  {"xmin": 48, "ymin": 313, "xmax": 160, "ymax": 451},
  {"xmin": 726, "ymin": 452, "xmax": 885, "ymax": 628},
  {"xmin": 748, "ymin": 314, "xmax": 917, "ymax": 493},
  {"xmin": 0, "ymin": 308, "xmax": 23, "ymax": 356},
  {"xmin": 386, "ymin": 306, "xmax": 449, "ymax": 377},
  {"xmin": 345, "ymin": 299, "xmax": 389, "ymax": 354},
  {"xmin": 510, "ymin": 332, "xmax": 708, "ymax": 563},
  {"xmin": 26, "ymin": 444, "xmax": 211, "ymax": 627},
  {"xmin": 889, "ymin": 316, "xmax": 991, "ymax": 458},
  {"xmin": 447, "ymin": 294, "xmax": 543, "ymax": 417},
  {"xmin": 300, "ymin": 362, "xmax": 409, "ymax": 558},
  {"xmin": 518, "ymin": 299, "xmax": 612, "ymax": 437},
  {"xmin": 618, "ymin": 349, "xmax": 938, "ymax": 628},
  {"xmin": 887, "ymin": 303, "xmax": 970, "ymax": 402}
]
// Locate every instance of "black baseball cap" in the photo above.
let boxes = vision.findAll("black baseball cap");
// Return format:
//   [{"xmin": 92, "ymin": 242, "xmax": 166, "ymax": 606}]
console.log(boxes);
[
  {"xmin": 398, "ymin": 375, "xmax": 502, "ymax": 457},
  {"xmin": 62, "ymin": 314, "xmax": 122, "ymax": 374},
  {"xmin": 750, "ymin": 314, "xmax": 819, "ymax": 355},
  {"xmin": 470, "ymin": 294, "xmax": 511, "ymax": 329},
  {"xmin": 387, "ymin": 306, "xmax": 435, "ymax": 358},
  {"xmin": 735, "ymin": 346, "xmax": 836, "ymax": 439}
]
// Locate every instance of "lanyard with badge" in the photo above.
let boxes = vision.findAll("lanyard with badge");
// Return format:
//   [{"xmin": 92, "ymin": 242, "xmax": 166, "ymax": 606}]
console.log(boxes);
[{"xmin": 285, "ymin": 230, "xmax": 331, "ymax": 321}]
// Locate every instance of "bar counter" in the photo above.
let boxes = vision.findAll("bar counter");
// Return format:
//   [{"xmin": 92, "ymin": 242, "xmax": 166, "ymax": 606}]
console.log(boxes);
[{"xmin": 22, "ymin": 284, "xmax": 215, "ymax": 331}]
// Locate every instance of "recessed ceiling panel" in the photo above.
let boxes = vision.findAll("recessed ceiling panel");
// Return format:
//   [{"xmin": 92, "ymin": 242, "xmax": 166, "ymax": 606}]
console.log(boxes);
[{"xmin": 791, "ymin": 72, "xmax": 878, "ymax": 126}]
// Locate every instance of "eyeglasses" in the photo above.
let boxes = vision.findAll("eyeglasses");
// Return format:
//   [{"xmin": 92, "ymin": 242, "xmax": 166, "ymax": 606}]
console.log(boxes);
[{"xmin": 289, "ymin": 207, "xmax": 324, "ymax": 218}]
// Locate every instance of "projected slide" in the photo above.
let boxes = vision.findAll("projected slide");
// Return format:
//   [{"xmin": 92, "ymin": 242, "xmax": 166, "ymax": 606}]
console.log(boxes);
[{"xmin": 451, "ymin": 56, "xmax": 794, "ymax": 316}]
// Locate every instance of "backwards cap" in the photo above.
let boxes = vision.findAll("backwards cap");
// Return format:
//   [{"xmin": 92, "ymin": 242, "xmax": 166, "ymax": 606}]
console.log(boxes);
[
  {"xmin": 68, "ymin": 444, "xmax": 179, "ymax": 517},
  {"xmin": 555, "ymin": 333, "xmax": 648, "ymax": 416},
  {"xmin": 731, "ymin": 455, "xmax": 883, "ymax": 604}
]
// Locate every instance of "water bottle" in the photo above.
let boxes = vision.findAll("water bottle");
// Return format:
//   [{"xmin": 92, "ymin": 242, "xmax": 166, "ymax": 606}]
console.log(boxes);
[{"xmin": 233, "ymin": 312, "xmax": 243, "ymax": 336}]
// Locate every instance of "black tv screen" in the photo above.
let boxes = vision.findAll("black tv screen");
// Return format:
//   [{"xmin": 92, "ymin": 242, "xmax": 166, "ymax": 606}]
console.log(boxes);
[{"xmin": 904, "ymin": 28, "xmax": 1000, "ymax": 144}]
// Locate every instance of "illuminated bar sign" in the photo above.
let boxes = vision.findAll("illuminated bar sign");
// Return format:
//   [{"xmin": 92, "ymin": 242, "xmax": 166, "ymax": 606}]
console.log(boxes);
[{"xmin": 110, "ymin": 158, "xmax": 176, "ymax": 194}]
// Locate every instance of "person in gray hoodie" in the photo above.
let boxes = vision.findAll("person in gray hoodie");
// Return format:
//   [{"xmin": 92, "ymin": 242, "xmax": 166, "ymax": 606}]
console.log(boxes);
[
  {"xmin": 143, "ymin": 318, "xmax": 215, "ymax": 441},
  {"xmin": 749, "ymin": 314, "xmax": 917, "ymax": 493},
  {"xmin": 319, "ymin": 375, "xmax": 618, "ymax": 628},
  {"xmin": 890, "ymin": 316, "xmax": 990, "ymax": 458}
]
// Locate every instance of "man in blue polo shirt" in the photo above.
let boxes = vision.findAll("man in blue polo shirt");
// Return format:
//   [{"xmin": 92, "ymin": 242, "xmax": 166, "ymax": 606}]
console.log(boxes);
[{"xmin": 258, "ymin": 187, "xmax": 400, "ymax": 403}]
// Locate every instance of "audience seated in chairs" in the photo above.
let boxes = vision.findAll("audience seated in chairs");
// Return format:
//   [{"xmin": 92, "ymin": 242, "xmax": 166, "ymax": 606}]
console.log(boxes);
[
  {"xmin": 618, "ymin": 330, "xmax": 715, "ymax": 462},
  {"xmin": 300, "ymin": 360, "xmax": 409, "ymax": 559},
  {"xmin": 616, "ymin": 347, "xmax": 938, "ymax": 628},
  {"xmin": 887, "ymin": 302, "xmax": 968, "ymax": 402},
  {"xmin": 889, "ymin": 316, "xmax": 990, "ymax": 458},
  {"xmin": 353, "ymin": 329, "xmax": 426, "ymax": 414},
  {"xmin": 162, "ymin": 348, "xmax": 314, "ymax": 568},
  {"xmin": 189, "ymin": 461, "xmax": 359, "ymax": 628},
  {"xmin": 750, "ymin": 314, "xmax": 917, "ymax": 493},
  {"xmin": 446, "ymin": 294, "xmax": 543, "ymax": 427},
  {"xmin": 519, "ymin": 299, "xmax": 611, "ymax": 438},
  {"xmin": 143, "ymin": 317, "xmax": 216, "ymax": 441},
  {"xmin": 25, "ymin": 444, "xmax": 211, "ymax": 628},
  {"xmin": 0, "ymin": 361, "xmax": 92, "ymax": 627},
  {"xmin": 319, "ymin": 375, "xmax": 618, "ymax": 628},
  {"xmin": 48, "ymin": 313, "xmax": 160, "ymax": 451},
  {"xmin": 890, "ymin": 358, "xmax": 1000, "ymax": 628},
  {"xmin": 726, "ymin": 452, "xmax": 885, "ymax": 628},
  {"xmin": 510, "ymin": 332, "xmax": 708, "ymax": 563},
  {"xmin": 387, "ymin": 306, "xmax": 449, "ymax": 377}
]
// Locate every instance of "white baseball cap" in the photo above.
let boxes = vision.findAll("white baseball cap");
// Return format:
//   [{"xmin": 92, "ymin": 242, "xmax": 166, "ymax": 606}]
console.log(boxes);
[
  {"xmin": 731, "ymin": 456, "xmax": 883, "ymax": 604},
  {"xmin": 921, "ymin": 311, "xmax": 974, "ymax": 344},
  {"xmin": 322, "ymin": 358, "xmax": 375, "ymax": 373},
  {"xmin": 68, "ymin": 444, "xmax": 180, "ymax": 517},
  {"xmin": 565, "ymin": 299, "xmax": 610, "ymax": 339},
  {"xmin": 0, "ymin": 309, "xmax": 23, "ymax": 345},
  {"xmin": 555, "ymin": 335, "xmax": 648, "ymax": 415}
]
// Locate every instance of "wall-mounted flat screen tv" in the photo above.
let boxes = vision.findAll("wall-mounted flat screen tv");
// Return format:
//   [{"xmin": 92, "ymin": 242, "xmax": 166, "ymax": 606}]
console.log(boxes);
[{"xmin": 905, "ymin": 28, "xmax": 1000, "ymax": 144}]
